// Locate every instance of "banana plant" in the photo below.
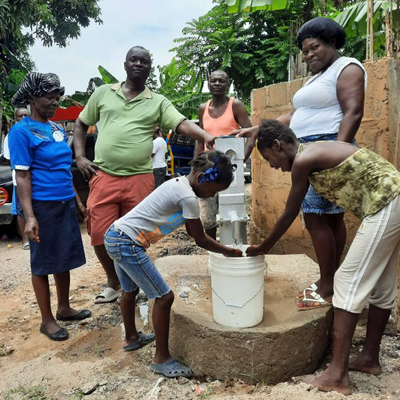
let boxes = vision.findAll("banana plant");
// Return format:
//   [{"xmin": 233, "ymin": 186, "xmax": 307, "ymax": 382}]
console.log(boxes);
[
  {"xmin": 97, "ymin": 66, "xmax": 118, "ymax": 84},
  {"xmin": 61, "ymin": 65, "xmax": 118, "ymax": 107},
  {"xmin": 157, "ymin": 57, "xmax": 208, "ymax": 118},
  {"xmin": 334, "ymin": 1, "xmax": 398, "ymax": 38},
  {"xmin": 223, "ymin": 0, "xmax": 291, "ymax": 13}
]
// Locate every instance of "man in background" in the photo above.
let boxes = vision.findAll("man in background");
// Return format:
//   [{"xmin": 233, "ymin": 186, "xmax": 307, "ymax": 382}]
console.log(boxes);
[
  {"xmin": 195, "ymin": 70, "xmax": 253, "ymax": 239},
  {"xmin": 3, "ymin": 107, "xmax": 30, "ymax": 249},
  {"xmin": 152, "ymin": 127, "xmax": 168, "ymax": 189}
]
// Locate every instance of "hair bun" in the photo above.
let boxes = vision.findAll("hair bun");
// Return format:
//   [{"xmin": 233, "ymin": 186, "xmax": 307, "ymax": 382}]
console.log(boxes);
[{"xmin": 296, "ymin": 17, "xmax": 346, "ymax": 49}]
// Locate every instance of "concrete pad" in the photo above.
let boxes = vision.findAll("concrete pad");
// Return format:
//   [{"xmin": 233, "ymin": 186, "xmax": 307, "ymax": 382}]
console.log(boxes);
[{"xmin": 153, "ymin": 254, "xmax": 333, "ymax": 384}]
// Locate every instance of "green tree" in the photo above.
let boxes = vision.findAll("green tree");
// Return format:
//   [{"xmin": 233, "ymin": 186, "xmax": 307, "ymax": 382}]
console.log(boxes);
[
  {"xmin": 224, "ymin": 0, "xmax": 399, "ymax": 58},
  {"xmin": 157, "ymin": 57, "xmax": 210, "ymax": 119},
  {"xmin": 169, "ymin": 0, "xmax": 307, "ymax": 105},
  {"xmin": 0, "ymin": 0, "xmax": 102, "ymax": 135},
  {"xmin": 174, "ymin": 0, "xmax": 398, "ymax": 112},
  {"xmin": 334, "ymin": 1, "xmax": 398, "ymax": 58}
]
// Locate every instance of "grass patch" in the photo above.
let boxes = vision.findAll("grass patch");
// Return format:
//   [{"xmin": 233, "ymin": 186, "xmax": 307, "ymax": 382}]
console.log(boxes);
[
  {"xmin": 68, "ymin": 388, "xmax": 84, "ymax": 399},
  {"xmin": 3, "ymin": 384, "xmax": 46, "ymax": 400}
]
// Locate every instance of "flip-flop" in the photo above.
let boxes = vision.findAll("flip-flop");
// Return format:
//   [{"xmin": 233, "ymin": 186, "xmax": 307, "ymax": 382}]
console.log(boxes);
[
  {"xmin": 297, "ymin": 282, "xmax": 318, "ymax": 299},
  {"xmin": 40, "ymin": 324, "xmax": 69, "ymax": 341},
  {"xmin": 150, "ymin": 359, "xmax": 193, "ymax": 378},
  {"xmin": 22, "ymin": 242, "xmax": 30, "ymax": 250},
  {"xmin": 297, "ymin": 291, "xmax": 332, "ymax": 311},
  {"xmin": 94, "ymin": 287, "xmax": 121, "ymax": 304},
  {"xmin": 56, "ymin": 309, "xmax": 92, "ymax": 321},
  {"xmin": 123, "ymin": 331, "xmax": 155, "ymax": 351}
]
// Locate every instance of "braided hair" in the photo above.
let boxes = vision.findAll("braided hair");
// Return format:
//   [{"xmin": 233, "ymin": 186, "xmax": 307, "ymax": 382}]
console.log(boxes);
[{"xmin": 189, "ymin": 150, "xmax": 236, "ymax": 186}]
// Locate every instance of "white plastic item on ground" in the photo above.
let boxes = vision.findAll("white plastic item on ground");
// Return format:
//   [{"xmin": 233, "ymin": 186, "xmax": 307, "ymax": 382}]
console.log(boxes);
[{"xmin": 208, "ymin": 246, "xmax": 267, "ymax": 328}]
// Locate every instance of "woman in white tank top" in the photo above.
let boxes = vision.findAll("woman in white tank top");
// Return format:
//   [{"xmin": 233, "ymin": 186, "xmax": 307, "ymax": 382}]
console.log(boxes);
[
  {"xmin": 235, "ymin": 18, "xmax": 367, "ymax": 311},
  {"xmin": 277, "ymin": 18, "xmax": 367, "ymax": 311}
]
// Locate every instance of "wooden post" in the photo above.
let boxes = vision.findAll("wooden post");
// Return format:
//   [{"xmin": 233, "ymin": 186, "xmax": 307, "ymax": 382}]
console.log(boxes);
[
  {"xmin": 366, "ymin": 0, "xmax": 370, "ymax": 60},
  {"xmin": 385, "ymin": 4, "xmax": 394, "ymax": 57},
  {"xmin": 397, "ymin": 0, "xmax": 399, "ymax": 57},
  {"xmin": 289, "ymin": 22, "xmax": 293, "ymax": 81},
  {"xmin": 390, "ymin": 0, "xmax": 394, "ymax": 57},
  {"xmin": 385, "ymin": 9, "xmax": 390, "ymax": 56},
  {"xmin": 370, "ymin": 0, "xmax": 374, "ymax": 60},
  {"xmin": 397, "ymin": 75, "xmax": 400, "ymax": 329}
]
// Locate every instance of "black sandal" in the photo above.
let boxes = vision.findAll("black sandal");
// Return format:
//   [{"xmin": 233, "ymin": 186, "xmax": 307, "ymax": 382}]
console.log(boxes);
[
  {"xmin": 40, "ymin": 324, "xmax": 68, "ymax": 341},
  {"xmin": 56, "ymin": 309, "xmax": 92, "ymax": 321}
]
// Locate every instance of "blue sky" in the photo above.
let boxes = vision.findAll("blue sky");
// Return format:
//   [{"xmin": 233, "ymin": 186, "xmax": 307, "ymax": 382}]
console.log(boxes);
[{"xmin": 28, "ymin": 0, "xmax": 214, "ymax": 94}]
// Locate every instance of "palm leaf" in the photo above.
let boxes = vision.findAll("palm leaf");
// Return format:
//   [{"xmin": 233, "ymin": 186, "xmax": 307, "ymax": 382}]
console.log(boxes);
[
  {"xmin": 97, "ymin": 65, "xmax": 118, "ymax": 84},
  {"xmin": 334, "ymin": 1, "xmax": 398, "ymax": 38},
  {"xmin": 224, "ymin": 0, "xmax": 291, "ymax": 13}
]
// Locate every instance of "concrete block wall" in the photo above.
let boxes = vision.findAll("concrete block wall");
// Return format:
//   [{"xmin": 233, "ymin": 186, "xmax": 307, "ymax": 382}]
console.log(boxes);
[
  {"xmin": 250, "ymin": 76, "xmax": 316, "ymax": 258},
  {"xmin": 249, "ymin": 57, "xmax": 400, "ymax": 323}
]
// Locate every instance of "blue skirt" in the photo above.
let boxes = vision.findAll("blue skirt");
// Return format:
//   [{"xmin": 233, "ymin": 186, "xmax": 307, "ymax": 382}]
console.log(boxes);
[{"xmin": 19, "ymin": 199, "xmax": 86, "ymax": 276}]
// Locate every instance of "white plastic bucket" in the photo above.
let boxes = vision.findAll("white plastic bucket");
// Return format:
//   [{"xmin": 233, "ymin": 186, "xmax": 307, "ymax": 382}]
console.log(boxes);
[{"xmin": 208, "ymin": 246, "xmax": 267, "ymax": 328}]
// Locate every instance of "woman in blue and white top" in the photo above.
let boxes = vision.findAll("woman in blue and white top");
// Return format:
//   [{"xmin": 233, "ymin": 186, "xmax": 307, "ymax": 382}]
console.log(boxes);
[{"xmin": 9, "ymin": 72, "xmax": 91, "ymax": 341}]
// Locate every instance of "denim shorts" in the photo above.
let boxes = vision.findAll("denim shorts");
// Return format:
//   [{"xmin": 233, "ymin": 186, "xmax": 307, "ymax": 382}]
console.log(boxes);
[
  {"xmin": 298, "ymin": 133, "xmax": 357, "ymax": 215},
  {"xmin": 104, "ymin": 224, "xmax": 171, "ymax": 299}
]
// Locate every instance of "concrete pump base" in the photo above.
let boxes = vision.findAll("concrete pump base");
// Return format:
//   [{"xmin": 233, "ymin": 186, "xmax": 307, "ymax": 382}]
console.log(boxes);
[{"xmin": 152, "ymin": 254, "xmax": 333, "ymax": 384}]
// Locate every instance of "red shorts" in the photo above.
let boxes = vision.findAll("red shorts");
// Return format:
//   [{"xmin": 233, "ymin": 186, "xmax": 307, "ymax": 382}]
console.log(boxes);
[{"xmin": 86, "ymin": 170, "xmax": 154, "ymax": 246}]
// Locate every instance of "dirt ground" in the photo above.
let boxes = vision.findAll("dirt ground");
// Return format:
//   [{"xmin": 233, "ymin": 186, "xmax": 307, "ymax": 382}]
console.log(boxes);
[{"xmin": 1, "ymin": 184, "xmax": 400, "ymax": 400}]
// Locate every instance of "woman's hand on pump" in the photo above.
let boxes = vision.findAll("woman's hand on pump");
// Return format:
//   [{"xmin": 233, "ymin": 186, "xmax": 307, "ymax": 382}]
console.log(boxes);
[{"xmin": 230, "ymin": 126, "xmax": 259, "ymax": 139}]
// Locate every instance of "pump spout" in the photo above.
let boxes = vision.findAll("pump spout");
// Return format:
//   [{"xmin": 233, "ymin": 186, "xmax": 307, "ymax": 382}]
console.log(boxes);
[{"xmin": 228, "ymin": 211, "xmax": 241, "ymax": 242}]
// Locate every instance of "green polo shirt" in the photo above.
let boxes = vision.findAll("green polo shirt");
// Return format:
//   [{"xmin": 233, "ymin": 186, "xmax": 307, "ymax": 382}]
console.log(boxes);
[{"xmin": 79, "ymin": 83, "xmax": 185, "ymax": 176}]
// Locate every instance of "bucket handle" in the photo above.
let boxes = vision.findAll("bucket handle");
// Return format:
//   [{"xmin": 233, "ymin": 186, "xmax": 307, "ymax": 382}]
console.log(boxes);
[{"xmin": 211, "ymin": 283, "xmax": 265, "ymax": 308}]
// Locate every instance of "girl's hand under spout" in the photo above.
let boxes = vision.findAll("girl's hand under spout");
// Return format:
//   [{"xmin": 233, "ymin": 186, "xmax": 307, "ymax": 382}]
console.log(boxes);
[
  {"xmin": 223, "ymin": 248, "xmax": 243, "ymax": 257},
  {"xmin": 246, "ymin": 245, "xmax": 265, "ymax": 257}
]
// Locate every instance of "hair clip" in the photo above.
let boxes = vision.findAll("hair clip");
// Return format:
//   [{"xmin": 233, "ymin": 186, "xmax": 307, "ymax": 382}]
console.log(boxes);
[{"xmin": 200, "ymin": 155, "xmax": 220, "ymax": 184}]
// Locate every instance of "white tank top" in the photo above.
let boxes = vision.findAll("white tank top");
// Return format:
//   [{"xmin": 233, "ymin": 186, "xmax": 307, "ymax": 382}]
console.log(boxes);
[{"xmin": 289, "ymin": 57, "xmax": 367, "ymax": 139}]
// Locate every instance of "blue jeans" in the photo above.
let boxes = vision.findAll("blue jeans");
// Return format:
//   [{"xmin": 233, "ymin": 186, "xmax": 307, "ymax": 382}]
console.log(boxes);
[
  {"xmin": 104, "ymin": 224, "xmax": 171, "ymax": 299},
  {"xmin": 298, "ymin": 134, "xmax": 357, "ymax": 215}
]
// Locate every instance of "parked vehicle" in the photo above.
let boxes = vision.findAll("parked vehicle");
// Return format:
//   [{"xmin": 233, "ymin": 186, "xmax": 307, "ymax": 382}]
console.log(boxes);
[
  {"xmin": 51, "ymin": 106, "xmax": 97, "ymax": 205},
  {"xmin": 166, "ymin": 120, "xmax": 252, "ymax": 182},
  {"xmin": 0, "ymin": 161, "xmax": 15, "ymax": 234},
  {"xmin": 166, "ymin": 129, "xmax": 196, "ymax": 177}
]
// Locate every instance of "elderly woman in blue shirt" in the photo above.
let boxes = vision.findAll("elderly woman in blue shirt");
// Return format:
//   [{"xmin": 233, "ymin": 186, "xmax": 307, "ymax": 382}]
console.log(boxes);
[{"xmin": 9, "ymin": 72, "xmax": 91, "ymax": 341}]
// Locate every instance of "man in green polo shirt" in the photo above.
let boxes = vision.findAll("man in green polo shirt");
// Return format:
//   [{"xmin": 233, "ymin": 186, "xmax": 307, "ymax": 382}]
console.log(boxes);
[{"xmin": 74, "ymin": 46, "xmax": 215, "ymax": 304}]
